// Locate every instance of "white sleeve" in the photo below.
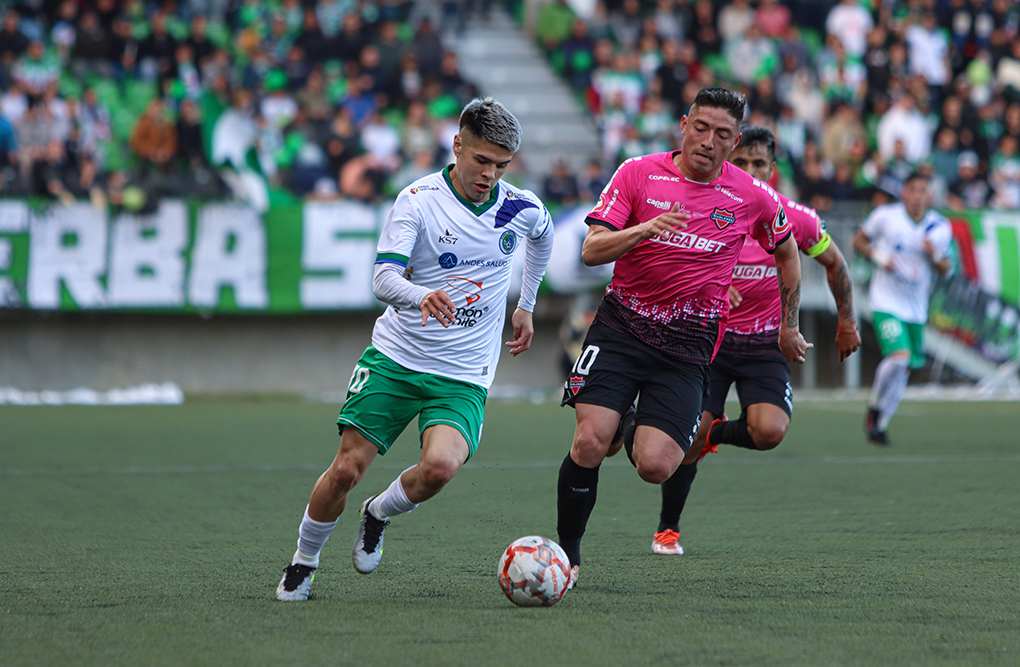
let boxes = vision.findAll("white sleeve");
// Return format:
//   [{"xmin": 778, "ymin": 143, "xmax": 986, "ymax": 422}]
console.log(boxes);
[
  {"xmin": 373, "ymin": 262, "xmax": 431, "ymax": 310},
  {"xmin": 517, "ymin": 206, "xmax": 554, "ymax": 313},
  {"xmin": 859, "ymin": 207, "xmax": 884, "ymax": 240}
]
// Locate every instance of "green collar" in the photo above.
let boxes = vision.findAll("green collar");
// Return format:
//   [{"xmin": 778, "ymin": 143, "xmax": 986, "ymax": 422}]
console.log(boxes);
[{"xmin": 442, "ymin": 165, "xmax": 499, "ymax": 216}]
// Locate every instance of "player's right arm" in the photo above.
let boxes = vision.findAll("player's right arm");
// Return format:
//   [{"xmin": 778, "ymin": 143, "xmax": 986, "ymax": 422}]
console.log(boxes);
[
  {"xmin": 852, "ymin": 209, "xmax": 894, "ymax": 271},
  {"xmin": 374, "ymin": 188, "xmax": 457, "ymax": 327},
  {"xmin": 581, "ymin": 202, "xmax": 690, "ymax": 266}
]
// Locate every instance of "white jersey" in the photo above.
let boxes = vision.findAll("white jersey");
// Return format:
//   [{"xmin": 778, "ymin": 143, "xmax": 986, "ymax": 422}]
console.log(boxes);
[
  {"xmin": 861, "ymin": 202, "xmax": 952, "ymax": 324},
  {"xmin": 371, "ymin": 168, "xmax": 552, "ymax": 388}
]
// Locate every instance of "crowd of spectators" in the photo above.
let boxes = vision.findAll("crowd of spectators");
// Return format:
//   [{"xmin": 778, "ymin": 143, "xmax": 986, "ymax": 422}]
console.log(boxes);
[
  {"xmin": 535, "ymin": 0, "xmax": 1020, "ymax": 213},
  {"xmin": 0, "ymin": 0, "xmax": 479, "ymax": 209}
]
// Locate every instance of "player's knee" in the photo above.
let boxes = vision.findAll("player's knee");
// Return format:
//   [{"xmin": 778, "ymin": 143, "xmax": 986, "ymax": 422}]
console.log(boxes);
[
  {"xmin": 323, "ymin": 460, "xmax": 362, "ymax": 497},
  {"xmin": 635, "ymin": 459, "xmax": 672, "ymax": 485},
  {"xmin": 571, "ymin": 429, "xmax": 609, "ymax": 466},
  {"xmin": 417, "ymin": 457, "xmax": 459, "ymax": 491},
  {"xmin": 750, "ymin": 424, "xmax": 787, "ymax": 450}
]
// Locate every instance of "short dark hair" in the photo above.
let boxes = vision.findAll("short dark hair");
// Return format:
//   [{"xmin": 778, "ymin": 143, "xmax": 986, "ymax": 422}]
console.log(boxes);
[
  {"xmin": 458, "ymin": 97, "xmax": 522, "ymax": 153},
  {"xmin": 904, "ymin": 170, "xmax": 930, "ymax": 186},
  {"xmin": 735, "ymin": 125, "xmax": 776, "ymax": 160},
  {"xmin": 690, "ymin": 87, "xmax": 746, "ymax": 124}
]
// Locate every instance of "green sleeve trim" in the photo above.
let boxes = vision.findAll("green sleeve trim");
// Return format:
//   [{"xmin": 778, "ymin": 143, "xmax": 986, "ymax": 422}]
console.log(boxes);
[
  {"xmin": 803, "ymin": 232, "xmax": 831, "ymax": 258},
  {"xmin": 376, "ymin": 252, "xmax": 409, "ymax": 265}
]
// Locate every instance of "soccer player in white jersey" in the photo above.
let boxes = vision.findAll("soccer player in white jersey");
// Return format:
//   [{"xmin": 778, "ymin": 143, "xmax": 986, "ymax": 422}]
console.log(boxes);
[
  {"xmin": 276, "ymin": 98, "xmax": 554, "ymax": 601},
  {"xmin": 557, "ymin": 88, "xmax": 810, "ymax": 588},
  {"xmin": 853, "ymin": 172, "xmax": 951, "ymax": 445}
]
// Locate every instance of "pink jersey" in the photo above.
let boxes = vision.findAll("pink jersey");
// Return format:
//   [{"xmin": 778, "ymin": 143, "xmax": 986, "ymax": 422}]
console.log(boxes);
[
  {"xmin": 721, "ymin": 193, "xmax": 830, "ymax": 357},
  {"xmin": 586, "ymin": 152, "xmax": 790, "ymax": 364}
]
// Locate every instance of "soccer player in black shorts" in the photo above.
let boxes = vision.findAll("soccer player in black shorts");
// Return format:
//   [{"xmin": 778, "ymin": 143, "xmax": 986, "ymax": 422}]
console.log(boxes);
[
  {"xmin": 621, "ymin": 126, "xmax": 861, "ymax": 556},
  {"xmin": 557, "ymin": 91, "xmax": 811, "ymax": 588}
]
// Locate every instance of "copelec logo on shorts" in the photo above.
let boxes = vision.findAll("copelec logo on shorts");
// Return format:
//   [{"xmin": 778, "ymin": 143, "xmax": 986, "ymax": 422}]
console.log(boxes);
[
  {"xmin": 439, "ymin": 252, "xmax": 458, "ymax": 269},
  {"xmin": 499, "ymin": 230, "xmax": 517, "ymax": 255}
]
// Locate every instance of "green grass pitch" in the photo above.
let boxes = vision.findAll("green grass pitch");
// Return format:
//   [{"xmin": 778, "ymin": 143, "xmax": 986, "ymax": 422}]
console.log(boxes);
[{"xmin": 2, "ymin": 398, "xmax": 1019, "ymax": 666}]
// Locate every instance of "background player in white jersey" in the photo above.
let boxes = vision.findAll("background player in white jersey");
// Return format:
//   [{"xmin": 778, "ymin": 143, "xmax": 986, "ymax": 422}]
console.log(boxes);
[
  {"xmin": 620, "ymin": 125, "xmax": 862, "ymax": 556},
  {"xmin": 853, "ymin": 172, "xmax": 952, "ymax": 445},
  {"xmin": 557, "ymin": 88, "xmax": 810, "ymax": 588},
  {"xmin": 276, "ymin": 98, "xmax": 554, "ymax": 601}
]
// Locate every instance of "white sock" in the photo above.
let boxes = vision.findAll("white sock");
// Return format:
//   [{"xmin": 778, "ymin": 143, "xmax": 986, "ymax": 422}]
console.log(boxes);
[
  {"xmin": 870, "ymin": 356, "xmax": 910, "ymax": 431},
  {"xmin": 294, "ymin": 505, "xmax": 337, "ymax": 567},
  {"xmin": 369, "ymin": 466, "xmax": 420, "ymax": 519}
]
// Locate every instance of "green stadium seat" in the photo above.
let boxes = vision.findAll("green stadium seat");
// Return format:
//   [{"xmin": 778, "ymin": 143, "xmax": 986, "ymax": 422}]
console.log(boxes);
[
  {"xmin": 124, "ymin": 79, "xmax": 158, "ymax": 115},
  {"xmin": 91, "ymin": 78, "xmax": 121, "ymax": 107},
  {"xmin": 59, "ymin": 76, "xmax": 83, "ymax": 100},
  {"xmin": 205, "ymin": 21, "xmax": 231, "ymax": 50},
  {"xmin": 112, "ymin": 106, "xmax": 139, "ymax": 143}
]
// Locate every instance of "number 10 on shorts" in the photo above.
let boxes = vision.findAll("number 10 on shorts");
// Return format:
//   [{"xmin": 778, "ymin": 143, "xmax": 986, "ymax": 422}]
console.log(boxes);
[
  {"xmin": 348, "ymin": 364, "xmax": 371, "ymax": 394},
  {"xmin": 571, "ymin": 345, "xmax": 601, "ymax": 376}
]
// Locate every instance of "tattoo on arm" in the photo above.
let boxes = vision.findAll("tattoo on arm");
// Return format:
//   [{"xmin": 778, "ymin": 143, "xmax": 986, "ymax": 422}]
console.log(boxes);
[
  {"xmin": 828, "ymin": 261, "xmax": 855, "ymax": 323},
  {"xmin": 777, "ymin": 272, "xmax": 801, "ymax": 328}
]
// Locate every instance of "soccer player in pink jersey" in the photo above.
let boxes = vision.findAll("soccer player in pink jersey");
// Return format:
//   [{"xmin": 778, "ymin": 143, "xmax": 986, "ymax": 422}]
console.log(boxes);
[
  {"xmin": 623, "ymin": 125, "xmax": 862, "ymax": 556},
  {"xmin": 557, "ymin": 89, "xmax": 811, "ymax": 587}
]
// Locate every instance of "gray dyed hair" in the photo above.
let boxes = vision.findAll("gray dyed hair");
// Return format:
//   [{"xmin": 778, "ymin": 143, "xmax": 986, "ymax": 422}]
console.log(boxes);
[{"xmin": 458, "ymin": 97, "xmax": 522, "ymax": 153}]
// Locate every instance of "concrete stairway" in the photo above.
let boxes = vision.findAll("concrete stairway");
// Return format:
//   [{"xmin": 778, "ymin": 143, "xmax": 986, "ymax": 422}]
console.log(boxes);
[{"xmin": 447, "ymin": 5, "xmax": 601, "ymax": 179}]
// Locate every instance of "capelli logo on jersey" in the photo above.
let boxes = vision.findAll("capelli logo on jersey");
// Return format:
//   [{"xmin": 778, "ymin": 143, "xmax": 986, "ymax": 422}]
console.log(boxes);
[
  {"xmin": 646, "ymin": 198, "xmax": 673, "ymax": 211},
  {"xmin": 714, "ymin": 184, "xmax": 744, "ymax": 203},
  {"xmin": 438, "ymin": 229, "xmax": 458, "ymax": 245}
]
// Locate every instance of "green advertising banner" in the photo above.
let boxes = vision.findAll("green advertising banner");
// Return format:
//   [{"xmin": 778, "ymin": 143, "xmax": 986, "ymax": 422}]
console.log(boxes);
[{"xmin": 0, "ymin": 199, "xmax": 383, "ymax": 313}]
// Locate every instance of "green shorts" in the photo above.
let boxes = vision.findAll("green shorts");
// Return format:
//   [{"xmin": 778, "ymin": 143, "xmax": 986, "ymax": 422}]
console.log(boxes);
[
  {"xmin": 872, "ymin": 312, "xmax": 927, "ymax": 370},
  {"xmin": 337, "ymin": 346, "xmax": 487, "ymax": 458}
]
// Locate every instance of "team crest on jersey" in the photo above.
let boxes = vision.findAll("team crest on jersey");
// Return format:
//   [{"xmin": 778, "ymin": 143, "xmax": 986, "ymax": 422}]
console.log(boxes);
[
  {"xmin": 499, "ymin": 230, "xmax": 517, "ymax": 255},
  {"xmin": 567, "ymin": 375, "xmax": 585, "ymax": 396},
  {"xmin": 710, "ymin": 207, "xmax": 736, "ymax": 230},
  {"xmin": 439, "ymin": 252, "xmax": 458, "ymax": 269},
  {"xmin": 443, "ymin": 276, "xmax": 483, "ymax": 305}
]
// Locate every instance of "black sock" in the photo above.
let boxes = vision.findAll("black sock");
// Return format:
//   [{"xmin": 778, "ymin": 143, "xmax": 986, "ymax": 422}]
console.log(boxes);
[
  {"xmin": 711, "ymin": 416, "xmax": 757, "ymax": 449},
  {"xmin": 658, "ymin": 462, "xmax": 698, "ymax": 532},
  {"xmin": 557, "ymin": 453, "xmax": 600, "ymax": 567}
]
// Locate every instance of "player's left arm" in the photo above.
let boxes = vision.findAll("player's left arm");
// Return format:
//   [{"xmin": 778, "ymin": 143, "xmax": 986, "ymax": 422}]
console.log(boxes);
[
  {"xmin": 811, "ymin": 241, "xmax": 861, "ymax": 362},
  {"xmin": 773, "ymin": 236, "xmax": 813, "ymax": 364},
  {"xmin": 923, "ymin": 221, "xmax": 953, "ymax": 276},
  {"xmin": 507, "ymin": 205, "xmax": 555, "ymax": 356}
]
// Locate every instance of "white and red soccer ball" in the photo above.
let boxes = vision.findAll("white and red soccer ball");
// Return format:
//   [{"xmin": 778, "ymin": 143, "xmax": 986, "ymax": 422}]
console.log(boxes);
[{"xmin": 498, "ymin": 536, "xmax": 571, "ymax": 607}]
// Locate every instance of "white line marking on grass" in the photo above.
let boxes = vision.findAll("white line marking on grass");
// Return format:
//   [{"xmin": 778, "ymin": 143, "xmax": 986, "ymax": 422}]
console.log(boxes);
[{"xmin": 3, "ymin": 454, "xmax": 1020, "ymax": 477}]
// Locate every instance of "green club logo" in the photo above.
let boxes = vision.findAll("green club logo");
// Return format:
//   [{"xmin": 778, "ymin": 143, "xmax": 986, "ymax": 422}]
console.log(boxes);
[{"xmin": 499, "ymin": 230, "xmax": 517, "ymax": 255}]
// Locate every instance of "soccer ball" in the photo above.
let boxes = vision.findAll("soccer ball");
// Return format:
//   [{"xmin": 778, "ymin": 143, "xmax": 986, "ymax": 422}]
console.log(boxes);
[{"xmin": 497, "ymin": 536, "xmax": 571, "ymax": 607}]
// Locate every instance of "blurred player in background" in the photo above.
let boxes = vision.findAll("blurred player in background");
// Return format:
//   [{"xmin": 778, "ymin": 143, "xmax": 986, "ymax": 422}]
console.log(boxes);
[
  {"xmin": 557, "ymin": 88, "xmax": 810, "ymax": 588},
  {"xmin": 853, "ymin": 172, "xmax": 951, "ymax": 446},
  {"xmin": 622, "ymin": 125, "xmax": 861, "ymax": 556},
  {"xmin": 276, "ymin": 98, "xmax": 554, "ymax": 601}
]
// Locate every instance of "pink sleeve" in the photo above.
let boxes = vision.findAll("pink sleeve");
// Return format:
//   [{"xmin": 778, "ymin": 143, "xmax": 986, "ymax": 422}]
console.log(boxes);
[
  {"xmin": 586, "ymin": 159, "xmax": 636, "ymax": 231},
  {"xmin": 789, "ymin": 202, "xmax": 825, "ymax": 252},
  {"xmin": 748, "ymin": 182, "xmax": 790, "ymax": 253}
]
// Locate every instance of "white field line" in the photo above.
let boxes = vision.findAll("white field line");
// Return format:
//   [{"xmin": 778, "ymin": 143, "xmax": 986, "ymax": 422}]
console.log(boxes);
[{"xmin": 3, "ymin": 453, "xmax": 1020, "ymax": 477}]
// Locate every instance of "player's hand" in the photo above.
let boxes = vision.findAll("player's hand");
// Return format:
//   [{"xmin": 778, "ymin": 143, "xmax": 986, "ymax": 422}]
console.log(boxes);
[
  {"xmin": 779, "ymin": 324, "xmax": 813, "ymax": 364},
  {"xmin": 638, "ymin": 202, "xmax": 690, "ymax": 241},
  {"xmin": 506, "ymin": 307, "xmax": 534, "ymax": 356},
  {"xmin": 835, "ymin": 324, "xmax": 861, "ymax": 362},
  {"xmin": 420, "ymin": 289, "xmax": 457, "ymax": 327},
  {"xmin": 728, "ymin": 286, "xmax": 743, "ymax": 310}
]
